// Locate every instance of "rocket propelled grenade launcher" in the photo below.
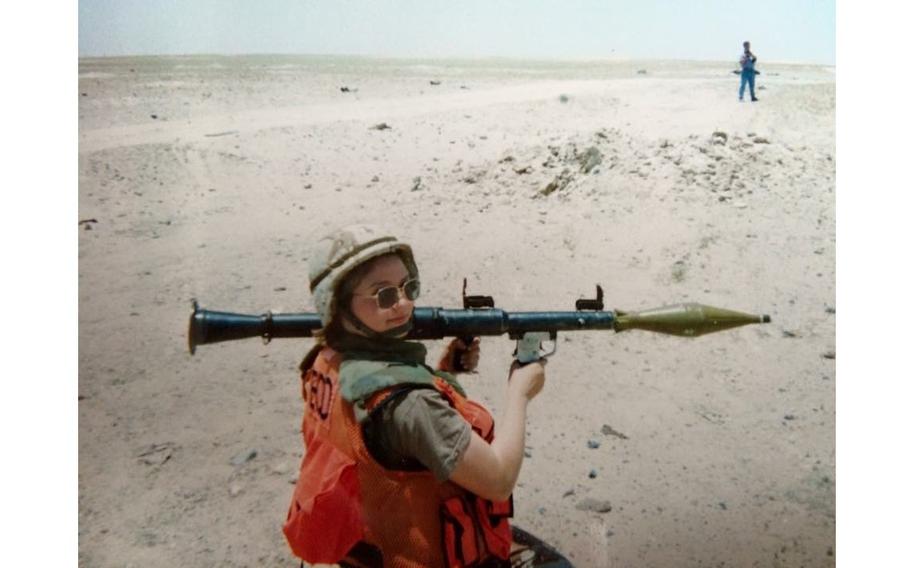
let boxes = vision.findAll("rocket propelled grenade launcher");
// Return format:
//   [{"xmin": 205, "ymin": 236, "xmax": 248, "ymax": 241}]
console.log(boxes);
[{"xmin": 188, "ymin": 283, "xmax": 770, "ymax": 363}]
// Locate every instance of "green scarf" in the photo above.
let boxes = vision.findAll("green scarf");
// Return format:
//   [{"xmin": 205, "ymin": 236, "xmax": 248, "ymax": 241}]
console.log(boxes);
[{"xmin": 333, "ymin": 334, "xmax": 465, "ymax": 407}]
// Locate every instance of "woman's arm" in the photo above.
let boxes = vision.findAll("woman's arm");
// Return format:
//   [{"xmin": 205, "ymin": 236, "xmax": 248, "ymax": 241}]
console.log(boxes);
[{"xmin": 448, "ymin": 361, "xmax": 546, "ymax": 502}]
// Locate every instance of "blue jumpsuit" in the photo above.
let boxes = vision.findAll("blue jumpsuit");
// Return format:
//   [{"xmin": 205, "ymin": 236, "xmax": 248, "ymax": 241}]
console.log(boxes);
[{"xmin": 739, "ymin": 53, "xmax": 757, "ymax": 101}]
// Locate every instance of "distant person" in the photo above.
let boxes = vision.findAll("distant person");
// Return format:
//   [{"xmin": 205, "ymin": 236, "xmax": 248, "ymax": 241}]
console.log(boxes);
[{"xmin": 739, "ymin": 41, "xmax": 759, "ymax": 102}]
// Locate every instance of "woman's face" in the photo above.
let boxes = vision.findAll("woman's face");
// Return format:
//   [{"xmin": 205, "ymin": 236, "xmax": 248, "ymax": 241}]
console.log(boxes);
[{"xmin": 347, "ymin": 254, "xmax": 415, "ymax": 333}]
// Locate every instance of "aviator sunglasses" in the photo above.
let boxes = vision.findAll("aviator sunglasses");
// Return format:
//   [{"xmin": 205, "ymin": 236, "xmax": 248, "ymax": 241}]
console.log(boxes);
[{"xmin": 353, "ymin": 278, "xmax": 421, "ymax": 309}]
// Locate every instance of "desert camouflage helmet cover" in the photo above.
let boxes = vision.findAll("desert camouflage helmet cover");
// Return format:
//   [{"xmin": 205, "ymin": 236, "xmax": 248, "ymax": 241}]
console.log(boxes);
[{"xmin": 308, "ymin": 224, "xmax": 417, "ymax": 327}]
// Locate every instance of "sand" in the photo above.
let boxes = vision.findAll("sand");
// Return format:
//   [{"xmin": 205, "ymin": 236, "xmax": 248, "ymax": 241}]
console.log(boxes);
[{"xmin": 78, "ymin": 55, "xmax": 835, "ymax": 567}]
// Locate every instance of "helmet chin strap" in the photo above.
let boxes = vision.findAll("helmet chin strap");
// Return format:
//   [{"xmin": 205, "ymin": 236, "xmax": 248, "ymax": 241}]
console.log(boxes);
[{"xmin": 341, "ymin": 307, "xmax": 413, "ymax": 340}]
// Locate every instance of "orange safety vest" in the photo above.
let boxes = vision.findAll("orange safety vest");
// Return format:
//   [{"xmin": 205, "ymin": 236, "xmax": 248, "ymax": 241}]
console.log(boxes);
[{"xmin": 283, "ymin": 347, "xmax": 513, "ymax": 567}]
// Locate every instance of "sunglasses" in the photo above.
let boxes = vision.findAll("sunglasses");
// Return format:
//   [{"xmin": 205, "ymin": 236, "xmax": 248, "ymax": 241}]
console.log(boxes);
[{"xmin": 354, "ymin": 278, "xmax": 420, "ymax": 309}]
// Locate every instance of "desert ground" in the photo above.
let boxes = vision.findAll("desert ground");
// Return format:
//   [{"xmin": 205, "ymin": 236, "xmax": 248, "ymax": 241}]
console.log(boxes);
[{"xmin": 78, "ymin": 55, "xmax": 835, "ymax": 567}]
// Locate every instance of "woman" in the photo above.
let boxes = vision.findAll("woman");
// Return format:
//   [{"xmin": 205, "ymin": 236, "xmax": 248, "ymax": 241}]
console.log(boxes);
[{"xmin": 283, "ymin": 225, "xmax": 547, "ymax": 567}]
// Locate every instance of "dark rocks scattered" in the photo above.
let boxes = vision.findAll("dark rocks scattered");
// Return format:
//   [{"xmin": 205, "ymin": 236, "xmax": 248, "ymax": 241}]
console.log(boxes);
[
  {"xmin": 370, "ymin": 122, "xmax": 391, "ymax": 131},
  {"xmin": 150, "ymin": 114, "xmax": 158, "ymax": 120},
  {"xmin": 230, "ymin": 449, "xmax": 257, "ymax": 466},
  {"xmin": 784, "ymin": 414, "xmax": 796, "ymax": 421},
  {"xmin": 782, "ymin": 330, "xmax": 798, "ymax": 338},
  {"xmin": 754, "ymin": 136, "xmax": 771, "ymax": 144},
  {"xmin": 637, "ymin": 69, "xmax": 648, "ymax": 75},
  {"xmin": 578, "ymin": 147, "xmax": 603, "ymax": 174},
  {"xmin": 429, "ymin": 80, "xmax": 441, "ymax": 86},
  {"xmin": 137, "ymin": 442, "xmax": 177, "ymax": 466},
  {"xmin": 825, "ymin": 306, "xmax": 836, "ymax": 314},
  {"xmin": 558, "ymin": 94, "xmax": 569, "ymax": 103},
  {"xmin": 539, "ymin": 169, "xmax": 573, "ymax": 196},
  {"xmin": 601, "ymin": 424, "xmax": 628, "ymax": 439},
  {"xmin": 822, "ymin": 351, "xmax": 835, "ymax": 360},
  {"xmin": 411, "ymin": 176, "xmax": 423, "ymax": 192},
  {"xmin": 587, "ymin": 439, "xmax": 601, "ymax": 449},
  {"xmin": 588, "ymin": 469, "xmax": 598, "ymax": 479},
  {"xmin": 576, "ymin": 498, "xmax": 612, "ymax": 513}
]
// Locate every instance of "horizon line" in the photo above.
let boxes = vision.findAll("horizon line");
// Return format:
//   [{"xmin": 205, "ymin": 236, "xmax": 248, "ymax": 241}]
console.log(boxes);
[{"xmin": 77, "ymin": 51, "xmax": 836, "ymax": 67}]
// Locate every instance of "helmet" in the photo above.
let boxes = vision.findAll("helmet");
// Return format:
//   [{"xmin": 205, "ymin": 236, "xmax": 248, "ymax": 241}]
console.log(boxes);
[{"xmin": 308, "ymin": 224, "xmax": 418, "ymax": 329}]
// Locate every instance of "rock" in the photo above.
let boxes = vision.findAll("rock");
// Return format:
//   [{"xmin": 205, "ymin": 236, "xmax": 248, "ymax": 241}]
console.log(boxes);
[
  {"xmin": 784, "ymin": 414, "xmax": 796, "ymax": 421},
  {"xmin": 462, "ymin": 172, "xmax": 482, "ymax": 184},
  {"xmin": 270, "ymin": 461, "xmax": 290, "ymax": 475},
  {"xmin": 81, "ymin": 92, "xmax": 88, "ymax": 97},
  {"xmin": 562, "ymin": 488, "xmax": 575, "ymax": 498},
  {"xmin": 150, "ymin": 114, "xmax": 158, "ymax": 119},
  {"xmin": 411, "ymin": 177, "xmax": 423, "ymax": 192},
  {"xmin": 712, "ymin": 131, "xmax": 728, "ymax": 145},
  {"xmin": 671, "ymin": 260, "xmax": 687, "ymax": 283},
  {"xmin": 578, "ymin": 147, "xmax": 603, "ymax": 174},
  {"xmin": 558, "ymin": 94, "xmax": 569, "ymax": 103},
  {"xmin": 782, "ymin": 330, "xmax": 798, "ymax": 338},
  {"xmin": 587, "ymin": 439, "xmax": 601, "ymax": 449},
  {"xmin": 538, "ymin": 169, "xmax": 573, "ymax": 196},
  {"xmin": 429, "ymin": 80, "xmax": 441, "ymax": 86},
  {"xmin": 274, "ymin": 286, "xmax": 287, "ymax": 292},
  {"xmin": 637, "ymin": 69, "xmax": 648, "ymax": 75},
  {"xmin": 754, "ymin": 137, "xmax": 771, "ymax": 144},
  {"xmin": 588, "ymin": 469, "xmax": 598, "ymax": 479},
  {"xmin": 136, "ymin": 442, "xmax": 176, "ymax": 466},
  {"xmin": 576, "ymin": 498, "xmax": 612, "ymax": 513},
  {"xmin": 371, "ymin": 175, "xmax": 379, "ymax": 182},
  {"xmin": 600, "ymin": 424, "xmax": 628, "ymax": 439},
  {"xmin": 513, "ymin": 165, "xmax": 531, "ymax": 175},
  {"xmin": 825, "ymin": 306, "xmax": 836, "ymax": 314},
  {"xmin": 340, "ymin": 86, "xmax": 350, "ymax": 92},
  {"xmin": 718, "ymin": 502, "xmax": 728, "ymax": 510},
  {"xmin": 822, "ymin": 351, "xmax": 836, "ymax": 360},
  {"xmin": 230, "ymin": 449, "xmax": 257, "ymax": 466},
  {"xmin": 370, "ymin": 122, "xmax": 391, "ymax": 131}
]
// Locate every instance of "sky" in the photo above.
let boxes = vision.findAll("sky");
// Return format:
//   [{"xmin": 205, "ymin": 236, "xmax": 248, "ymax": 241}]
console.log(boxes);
[{"xmin": 79, "ymin": 0, "xmax": 835, "ymax": 64}]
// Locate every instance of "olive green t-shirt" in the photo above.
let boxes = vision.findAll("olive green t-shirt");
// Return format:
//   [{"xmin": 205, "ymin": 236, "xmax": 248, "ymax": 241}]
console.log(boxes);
[{"xmin": 367, "ymin": 388, "xmax": 472, "ymax": 481}]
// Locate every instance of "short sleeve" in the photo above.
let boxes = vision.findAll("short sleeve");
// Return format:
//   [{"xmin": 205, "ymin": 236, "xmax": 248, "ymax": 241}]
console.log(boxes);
[{"xmin": 379, "ymin": 389, "xmax": 473, "ymax": 481}]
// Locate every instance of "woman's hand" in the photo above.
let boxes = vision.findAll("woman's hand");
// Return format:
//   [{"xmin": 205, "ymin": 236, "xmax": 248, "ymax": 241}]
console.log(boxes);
[
  {"xmin": 438, "ymin": 337, "xmax": 481, "ymax": 372},
  {"xmin": 507, "ymin": 359, "xmax": 546, "ymax": 401}
]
